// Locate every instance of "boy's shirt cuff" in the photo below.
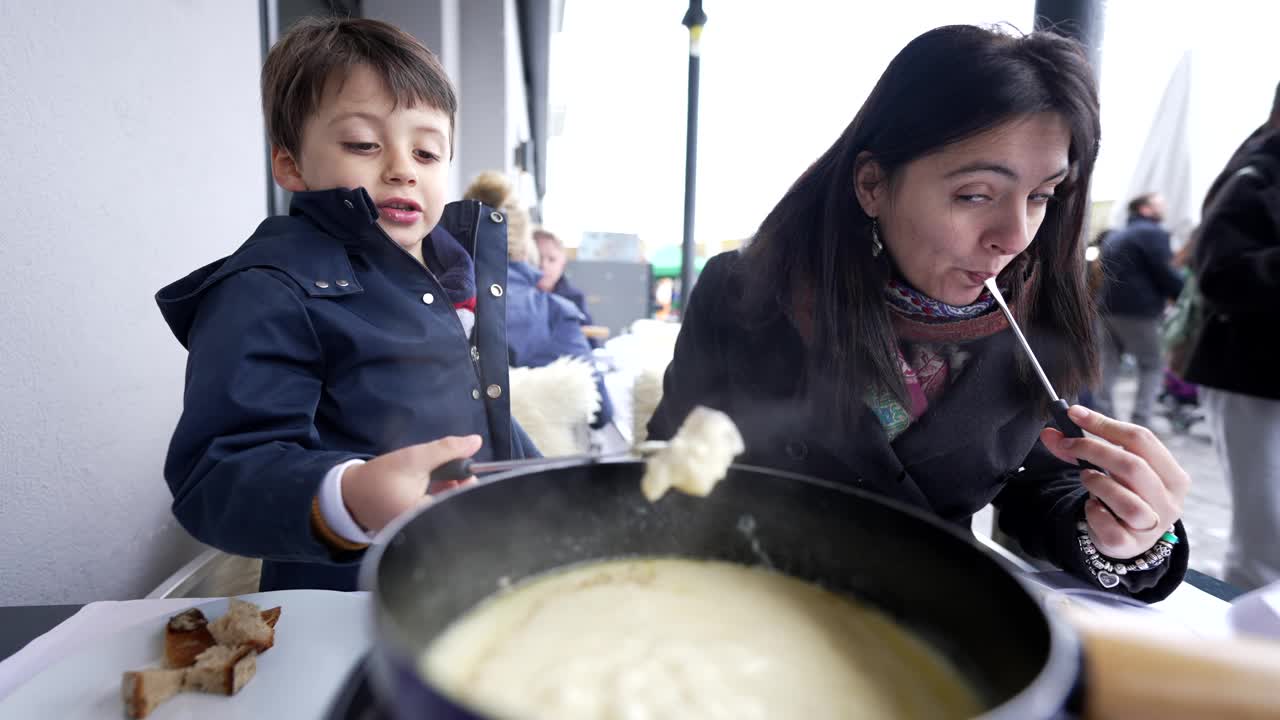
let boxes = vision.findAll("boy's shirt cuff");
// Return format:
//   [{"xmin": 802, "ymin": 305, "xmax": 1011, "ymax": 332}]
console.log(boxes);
[{"xmin": 318, "ymin": 459, "xmax": 373, "ymax": 544}]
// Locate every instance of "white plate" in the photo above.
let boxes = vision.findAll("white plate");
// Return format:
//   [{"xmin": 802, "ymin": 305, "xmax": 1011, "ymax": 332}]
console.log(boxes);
[{"xmin": 0, "ymin": 590, "xmax": 372, "ymax": 719}]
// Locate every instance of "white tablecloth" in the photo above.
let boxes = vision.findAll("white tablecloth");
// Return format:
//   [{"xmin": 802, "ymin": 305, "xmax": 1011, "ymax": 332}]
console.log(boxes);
[
  {"xmin": 1027, "ymin": 570, "xmax": 1238, "ymax": 638},
  {"xmin": 0, "ymin": 598, "xmax": 206, "ymax": 700},
  {"xmin": 0, "ymin": 593, "xmax": 371, "ymax": 701}
]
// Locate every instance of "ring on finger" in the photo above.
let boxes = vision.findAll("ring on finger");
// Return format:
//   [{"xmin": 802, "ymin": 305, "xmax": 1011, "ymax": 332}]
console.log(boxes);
[
  {"xmin": 1126, "ymin": 514, "xmax": 1160, "ymax": 533},
  {"xmin": 1082, "ymin": 475, "xmax": 1159, "ymax": 534}
]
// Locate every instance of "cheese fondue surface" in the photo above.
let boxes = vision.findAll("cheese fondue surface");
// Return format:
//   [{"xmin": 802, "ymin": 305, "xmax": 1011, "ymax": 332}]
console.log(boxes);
[{"xmin": 424, "ymin": 558, "xmax": 981, "ymax": 720}]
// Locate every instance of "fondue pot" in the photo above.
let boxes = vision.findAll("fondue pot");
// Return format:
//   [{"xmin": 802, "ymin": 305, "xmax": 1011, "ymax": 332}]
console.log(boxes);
[{"xmin": 359, "ymin": 460, "xmax": 1280, "ymax": 719}]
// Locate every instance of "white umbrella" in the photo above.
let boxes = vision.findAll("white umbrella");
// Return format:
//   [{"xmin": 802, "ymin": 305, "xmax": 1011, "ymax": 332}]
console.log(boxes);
[{"xmin": 1108, "ymin": 50, "xmax": 1196, "ymax": 249}]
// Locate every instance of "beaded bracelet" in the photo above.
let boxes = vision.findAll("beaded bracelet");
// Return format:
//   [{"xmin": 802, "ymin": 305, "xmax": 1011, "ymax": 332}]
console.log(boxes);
[{"xmin": 1076, "ymin": 520, "xmax": 1178, "ymax": 589}]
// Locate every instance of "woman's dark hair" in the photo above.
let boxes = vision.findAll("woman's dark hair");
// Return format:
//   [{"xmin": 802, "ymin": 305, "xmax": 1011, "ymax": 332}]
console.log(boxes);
[{"xmin": 740, "ymin": 24, "xmax": 1100, "ymax": 423}]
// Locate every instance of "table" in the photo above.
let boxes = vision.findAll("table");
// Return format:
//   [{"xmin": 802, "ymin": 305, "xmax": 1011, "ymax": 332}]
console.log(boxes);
[
  {"xmin": 0, "ymin": 569, "xmax": 1239, "ymax": 666},
  {"xmin": 1184, "ymin": 567, "xmax": 1244, "ymax": 601},
  {"xmin": 0, "ymin": 605, "xmax": 80, "ymax": 664}
]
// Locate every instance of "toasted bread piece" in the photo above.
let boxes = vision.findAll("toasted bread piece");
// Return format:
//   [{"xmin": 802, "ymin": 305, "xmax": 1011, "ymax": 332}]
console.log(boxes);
[
  {"xmin": 260, "ymin": 605, "xmax": 281, "ymax": 629},
  {"xmin": 183, "ymin": 645, "xmax": 257, "ymax": 696},
  {"xmin": 164, "ymin": 608, "xmax": 216, "ymax": 668},
  {"xmin": 208, "ymin": 599, "xmax": 275, "ymax": 653},
  {"xmin": 122, "ymin": 667, "xmax": 186, "ymax": 719},
  {"xmin": 257, "ymin": 606, "xmax": 282, "ymax": 652},
  {"xmin": 122, "ymin": 599, "xmax": 281, "ymax": 717}
]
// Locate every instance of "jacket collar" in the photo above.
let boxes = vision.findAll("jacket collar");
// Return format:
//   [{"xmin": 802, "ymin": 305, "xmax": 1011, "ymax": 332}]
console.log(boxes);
[
  {"xmin": 506, "ymin": 260, "xmax": 542, "ymax": 286},
  {"xmin": 289, "ymin": 187, "xmax": 380, "ymax": 240}
]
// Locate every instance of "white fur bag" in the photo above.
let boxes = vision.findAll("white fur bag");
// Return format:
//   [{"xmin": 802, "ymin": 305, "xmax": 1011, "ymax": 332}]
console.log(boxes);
[{"xmin": 508, "ymin": 357, "xmax": 601, "ymax": 456}]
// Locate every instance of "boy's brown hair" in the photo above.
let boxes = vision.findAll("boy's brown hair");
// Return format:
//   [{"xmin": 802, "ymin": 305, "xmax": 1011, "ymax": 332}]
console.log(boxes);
[{"xmin": 262, "ymin": 17, "xmax": 457, "ymax": 159}]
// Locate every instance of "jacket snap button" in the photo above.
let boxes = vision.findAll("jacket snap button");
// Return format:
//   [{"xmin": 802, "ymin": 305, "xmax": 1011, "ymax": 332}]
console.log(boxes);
[
  {"xmin": 422, "ymin": 293, "xmax": 434, "ymax": 305},
  {"xmin": 470, "ymin": 346, "xmax": 480, "ymax": 361},
  {"xmin": 489, "ymin": 284, "xmax": 503, "ymax": 297},
  {"xmin": 314, "ymin": 280, "xmax": 330, "ymax": 289},
  {"xmin": 486, "ymin": 384, "xmax": 502, "ymax": 399},
  {"xmin": 336, "ymin": 279, "xmax": 349, "ymax": 288},
  {"xmin": 471, "ymin": 388, "xmax": 481, "ymax": 400},
  {"xmin": 343, "ymin": 199, "xmax": 354, "ymax": 209},
  {"xmin": 490, "ymin": 211, "xmax": 503, "ymax": 223}
]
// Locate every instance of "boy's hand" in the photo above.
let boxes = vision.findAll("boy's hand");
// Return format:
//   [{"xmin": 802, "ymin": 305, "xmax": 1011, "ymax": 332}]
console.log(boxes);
[{"xmin": 341, "ymin": 435, "xmax": 482, "ymax": 534}]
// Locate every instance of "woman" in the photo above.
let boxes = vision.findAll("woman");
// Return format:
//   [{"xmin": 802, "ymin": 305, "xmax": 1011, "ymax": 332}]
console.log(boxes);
[{"xmin": 648, "ymin": 25, "xmax": 1191, "ymax": 601}]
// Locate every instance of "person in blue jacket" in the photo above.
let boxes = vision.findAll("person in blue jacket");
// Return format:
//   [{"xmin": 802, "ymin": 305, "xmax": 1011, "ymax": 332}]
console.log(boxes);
[
  {"xmin": 155, "ymin": 17, "xmax": 537, "ymax": 593},
  {"xmin": 462, "ymin": 172, "xmax": 614, "ymax": 430}
]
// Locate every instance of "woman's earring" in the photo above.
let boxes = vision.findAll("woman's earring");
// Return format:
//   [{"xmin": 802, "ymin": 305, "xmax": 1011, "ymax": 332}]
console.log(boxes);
[{"xmin": 870, "ymin": 218, "xmax": 883, "ymax": 258}]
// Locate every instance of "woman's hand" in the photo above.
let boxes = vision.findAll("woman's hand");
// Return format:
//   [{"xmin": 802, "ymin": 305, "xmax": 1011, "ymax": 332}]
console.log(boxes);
[
  {"xmin": 341, "ymin": 435, "xmax": 482, "ymax": 534},
  {"xmin": 1040, "ymin": 405, "xmax": 1190, "ymax": 559}
]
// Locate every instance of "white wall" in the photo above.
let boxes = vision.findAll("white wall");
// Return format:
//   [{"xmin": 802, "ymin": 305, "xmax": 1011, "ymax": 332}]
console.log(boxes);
[
  {"xmin": 0, "ymin": 1, "xmax": 267, "ymax": 603},
  {"xmin": 458, "ymin": 0, "xmax": 519, "ymax": 189}
]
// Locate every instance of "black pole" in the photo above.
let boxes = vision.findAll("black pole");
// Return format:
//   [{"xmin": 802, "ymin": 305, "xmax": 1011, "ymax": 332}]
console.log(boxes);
[
  {"xmin": 1033, "ymin": 0, "xmax": 1103, "ymax": 77},
  {"xmin": 1034, "ymin": 0, "xmax": 1103, "ymax": 240},
  {"xmin": 261, "ymin": 0, "xmax": 283, "ymax": 216},
  {"xmin": 679, "ymin": 1, "xmax": 706, "ymax": 313}
]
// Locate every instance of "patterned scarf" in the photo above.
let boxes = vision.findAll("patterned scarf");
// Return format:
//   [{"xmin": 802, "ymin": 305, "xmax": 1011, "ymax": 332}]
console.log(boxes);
[
  {"xmin": 884, "ymin": 276, "xmax": 997, "ymax": 321},
  {"xmin": 867, "ymin": 278, "xmax": 1012, "ymax": 440}
]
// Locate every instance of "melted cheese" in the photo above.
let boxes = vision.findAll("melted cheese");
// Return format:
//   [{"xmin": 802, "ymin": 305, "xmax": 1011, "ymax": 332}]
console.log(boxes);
[
  {"xmin": 424, "ymin": 558, "xmax": 980, "ymax": 720},
  {"xmin": 641, "ymin": 406, "xmax": 744, "ymax": 502}
]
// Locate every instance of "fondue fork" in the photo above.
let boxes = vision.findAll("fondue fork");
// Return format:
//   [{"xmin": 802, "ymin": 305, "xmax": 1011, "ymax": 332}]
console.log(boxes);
[
  {"xmin": 427, "ymin": 441, "xmax": 668, "ymax": 492},
  {"xmin": 982, "ymin": 277, "xmax": 1102, "ymax": 473}
]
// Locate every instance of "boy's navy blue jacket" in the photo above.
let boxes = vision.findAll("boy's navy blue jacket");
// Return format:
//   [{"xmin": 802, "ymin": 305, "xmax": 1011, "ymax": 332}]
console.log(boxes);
[{"xmin": 156, "ymin": 188, "xmax": 538, "ymax": 592}]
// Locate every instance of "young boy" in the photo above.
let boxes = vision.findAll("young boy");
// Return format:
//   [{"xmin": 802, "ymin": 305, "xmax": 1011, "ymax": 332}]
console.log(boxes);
[{"xmin": 156, "ymin": 17, "xmax": 537, "ymax": 592}]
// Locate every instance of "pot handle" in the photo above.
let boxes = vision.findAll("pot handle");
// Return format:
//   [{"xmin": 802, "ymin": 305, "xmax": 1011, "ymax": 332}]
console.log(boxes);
[
  {"xmin": 427, "ymin": 456, "xmax": 478, "ymax": 489},
  {"xmin": 1071, "ymin": 610, "xmax": 1280, "ymax": 719}
]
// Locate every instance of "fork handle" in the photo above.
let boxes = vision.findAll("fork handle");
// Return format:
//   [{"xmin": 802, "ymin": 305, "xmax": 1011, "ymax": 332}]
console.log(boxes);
[
  {"xmin": 425, "ymin": 458, "xmax": 475, "ymax": 493},
  {"xmin": 1051, "ymin": 399, "xmax": 1104, "ymax": 473}
]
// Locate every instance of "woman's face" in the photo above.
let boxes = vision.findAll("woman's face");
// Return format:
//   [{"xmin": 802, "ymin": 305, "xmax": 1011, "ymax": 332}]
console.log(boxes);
[{"xmin": 855, "ymin": 113, "xmax": 1071, "ymax": 305}]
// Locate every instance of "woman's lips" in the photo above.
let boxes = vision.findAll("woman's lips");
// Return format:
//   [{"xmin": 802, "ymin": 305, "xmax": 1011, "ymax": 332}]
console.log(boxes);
[{"xmin": 963, "ymin": 270, "xmax": 997, "ymax": 286}]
